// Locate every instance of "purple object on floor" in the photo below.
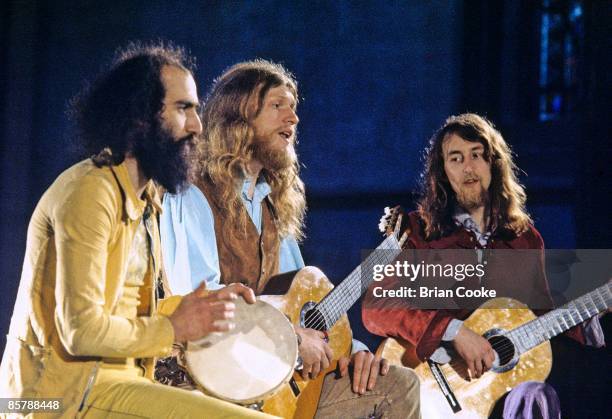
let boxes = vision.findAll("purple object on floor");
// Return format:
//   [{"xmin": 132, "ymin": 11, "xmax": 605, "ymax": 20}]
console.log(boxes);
[{"xmin": 503, "ymin": 381, "xmax": 561, "ymax": 419}]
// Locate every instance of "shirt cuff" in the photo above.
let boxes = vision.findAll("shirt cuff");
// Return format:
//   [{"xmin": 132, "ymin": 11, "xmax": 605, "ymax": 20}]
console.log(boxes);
[
  {"xmin": 429, "ymin": 319, "xmax": 464, "ymax": 363},
  {"xmin": 350, "ymin": 338, "xmax": 370, "ymax": 355},
  {"xmin": 442, "ymin": 319, "xmax": 464, "ymax": 341},
  {"xmin": 151, "ymin": 313, "xmax": 176, "ymax": 356},
  {"xmin": 429, "ymin": 347, "xmax": 452, "ymax": 364}
]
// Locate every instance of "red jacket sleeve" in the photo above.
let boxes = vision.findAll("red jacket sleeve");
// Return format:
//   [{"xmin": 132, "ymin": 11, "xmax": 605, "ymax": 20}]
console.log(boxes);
[{"xmin": 362, "ymin": 211, "xmax": 457, "ymax": 360}]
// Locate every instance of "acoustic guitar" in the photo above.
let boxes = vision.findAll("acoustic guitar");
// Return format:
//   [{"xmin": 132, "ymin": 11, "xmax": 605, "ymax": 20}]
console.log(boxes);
[
  {"xmin": 260, "ymin": 207, "xmax": 405, "ymax": 418},
  {"xmin": 376, "ymin": 283, "xmax": 611, "ymax": 418}
]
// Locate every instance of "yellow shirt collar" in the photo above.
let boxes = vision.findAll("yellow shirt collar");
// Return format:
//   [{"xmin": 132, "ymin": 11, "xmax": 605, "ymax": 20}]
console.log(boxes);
[{"xmin": 110, "ymin": 162, "xmax": 163, "ymax": 220}]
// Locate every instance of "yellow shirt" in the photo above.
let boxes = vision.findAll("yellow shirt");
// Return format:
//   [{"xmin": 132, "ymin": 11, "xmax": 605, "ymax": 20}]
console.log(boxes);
[
  {"xmin": 101, "ymin": 218, "xmax": 150, "ymax": 372},
  {"xmin": 0, "ymin": 159, "xmax": 174, "ymax": 417}
]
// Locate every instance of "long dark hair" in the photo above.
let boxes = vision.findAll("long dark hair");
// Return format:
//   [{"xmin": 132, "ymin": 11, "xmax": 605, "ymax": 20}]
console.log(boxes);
[
  {"xmin": 69, "ymin": 41, "xmax": 196, "ymax": 166},
  {"xmin": 417, "ymin": 113, "xmax": 532, "ymax": 240}
]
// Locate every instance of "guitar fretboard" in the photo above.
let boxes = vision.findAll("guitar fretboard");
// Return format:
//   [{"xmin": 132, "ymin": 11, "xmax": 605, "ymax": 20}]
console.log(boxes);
[
  {"xmin": 509, "ymin": 283, "xmax": 611, "ymax": 355},
  {"xmin": 311, "ymin": 233, "xmax": 401, "ymax": 329}
]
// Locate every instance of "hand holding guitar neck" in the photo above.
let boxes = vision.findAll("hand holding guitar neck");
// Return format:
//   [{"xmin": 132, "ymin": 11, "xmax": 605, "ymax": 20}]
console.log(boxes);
[
  {"xmin": 295, "ymin": 326, "xmax": 333, "ymax": 379},
  {"xmin": 169, "ymin": 282, "xmax": 256, "ymax": 342}
]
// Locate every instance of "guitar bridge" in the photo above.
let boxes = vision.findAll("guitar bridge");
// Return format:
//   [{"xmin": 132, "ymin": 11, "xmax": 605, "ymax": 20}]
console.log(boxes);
[
  {"xmin": 289, "ymin": 377, "xmax": 301, "ymax": 397},
  {"xmin": 427, "ymin": 359, "xmax": 462, "ymax": 413}
]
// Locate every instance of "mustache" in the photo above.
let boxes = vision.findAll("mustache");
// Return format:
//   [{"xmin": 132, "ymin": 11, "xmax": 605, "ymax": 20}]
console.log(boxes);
[{"xmin": 176, "ymin": 134, "xmax": 196, "ymax": 145}]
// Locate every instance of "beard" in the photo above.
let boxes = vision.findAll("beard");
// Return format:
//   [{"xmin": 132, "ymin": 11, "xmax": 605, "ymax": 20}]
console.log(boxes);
[
  {"xmin": 251, "ymin": 136, "xmax": 297, "ymax": 172},
  {"xmin": 132, "ymin": 121, "xmax": 196, "ymax": 194},
  {"xmin": 455, "ymin": 182, "xmax": 489, "ymax": 211}
]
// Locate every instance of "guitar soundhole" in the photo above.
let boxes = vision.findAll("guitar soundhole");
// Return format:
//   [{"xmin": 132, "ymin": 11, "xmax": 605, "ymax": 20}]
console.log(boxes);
[
  {"xmin": 488, "ymin": 335, "xmax": 515, "ymax": 366},
  {"xmin": 303, "ymin": 308, "xmax": 326, "ymax": 331}
]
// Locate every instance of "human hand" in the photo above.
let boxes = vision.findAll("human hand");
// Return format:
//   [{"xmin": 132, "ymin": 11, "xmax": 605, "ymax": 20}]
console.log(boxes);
[
  {"xmin": 452, "ymin": 325, "xmax": 495, "ymax": 379},
  {"xmin": 338, "ymin": 351, "xmax": 389, "ymax": 394},
  {"xmin": 169, "ymin": 282, "xmax": 256, "ymax": 342},
  {"xmin": 295, "ymin": 326, "xmax": 333, "ymax": 380}
]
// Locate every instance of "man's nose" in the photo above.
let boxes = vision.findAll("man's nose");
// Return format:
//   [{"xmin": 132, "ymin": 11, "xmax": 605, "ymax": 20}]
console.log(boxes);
[
  {"xmin": 186, "ymin": 112, "xmax": 203, "ymax": 135},
  {"xmin": 462, "ymin": 161, "xmax": 474, "ymax": 173},
  {"xmin": 285, "ymin": 108, "xmax": 299, "ymax": 125}
]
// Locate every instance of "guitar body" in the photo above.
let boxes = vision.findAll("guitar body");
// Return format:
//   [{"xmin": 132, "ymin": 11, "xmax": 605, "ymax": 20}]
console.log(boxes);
[
  {"xmin": 260, "ymin": 266, "xmax": 353, "ymax": 419},
  {"xmin": 377, "ymin": 298, "xmax": 552, "ymax": 418}
]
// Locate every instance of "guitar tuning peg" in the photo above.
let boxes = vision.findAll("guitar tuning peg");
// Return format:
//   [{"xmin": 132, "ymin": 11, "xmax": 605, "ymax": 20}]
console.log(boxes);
[
  {"xmin": 399, "ymin": 231, "xmax": 409, "ymax": 248},
  {"xmin": 394, "ymin": 212, "xmax": 403, "ymax": 235},
  {"xmin": 378, "ymin": 218, "xmax": 387, "ymax": 233}
]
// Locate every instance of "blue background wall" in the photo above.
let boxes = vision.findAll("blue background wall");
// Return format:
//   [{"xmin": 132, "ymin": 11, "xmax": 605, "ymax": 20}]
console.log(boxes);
[{"xmin": 1, "ymin": 1, "xmax": 609, "ymax": 417}]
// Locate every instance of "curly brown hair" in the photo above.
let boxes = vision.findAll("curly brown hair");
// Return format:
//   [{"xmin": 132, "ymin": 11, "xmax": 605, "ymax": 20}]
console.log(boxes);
[{"xmin": 417, "ymin": 113, "xmax": 532, "ymax": 240}]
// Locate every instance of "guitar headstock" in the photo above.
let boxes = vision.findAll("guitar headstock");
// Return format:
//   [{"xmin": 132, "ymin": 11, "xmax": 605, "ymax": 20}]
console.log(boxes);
[
  {"xmin": 378, "ymin": 206, "xmax": 402, "ymax": 238},
  {"xmin": 378, "ymin": 206, "xmax": 410, "ymax": 247}
]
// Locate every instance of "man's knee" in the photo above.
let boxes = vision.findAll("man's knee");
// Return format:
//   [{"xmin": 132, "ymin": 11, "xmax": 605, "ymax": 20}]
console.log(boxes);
[
  {"xmin": 377, "ymin": 365, "xmax": 420, "ymax": 418},
  {"xmin": 385, "ymin": 365, "xmax": 420, "ymax": 397}
]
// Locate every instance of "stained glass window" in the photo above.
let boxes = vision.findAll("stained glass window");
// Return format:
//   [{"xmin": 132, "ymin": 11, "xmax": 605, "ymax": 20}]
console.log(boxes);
[{"xmin": 539, "ymin": 0, "xmax": 584, "ymax": 121}]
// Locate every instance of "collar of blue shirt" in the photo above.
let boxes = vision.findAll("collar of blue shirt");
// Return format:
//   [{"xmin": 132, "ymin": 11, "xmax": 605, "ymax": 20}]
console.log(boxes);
[{"xmin": 241, "ymin": 175, "xmax": 272, "ymax": 203}]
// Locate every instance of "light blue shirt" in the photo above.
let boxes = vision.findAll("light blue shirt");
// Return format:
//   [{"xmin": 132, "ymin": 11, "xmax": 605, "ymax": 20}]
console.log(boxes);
[{"xmin": 160, "ymin": 178, "xmax": 305, "ymax": 295}]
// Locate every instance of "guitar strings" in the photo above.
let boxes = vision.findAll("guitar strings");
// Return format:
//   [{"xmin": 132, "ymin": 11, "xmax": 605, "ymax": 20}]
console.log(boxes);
[
  {"xmin": 319, "ymin": 234, "xmax": 393, "ymax": 323},
  {"xmin": 304, "ymin": 233, "xmax": 401, "ymax": 331},
  {"xmin": 439, "ymin": 286, "xmax": 611, "ymax": 372},
  {"xmin": 325, "ymin": 235, "xmax": 396, "ymax": 325},
  {"xmin": 487, "ymin": 299, "xmax": 607, "ymax": 360},
  {"xmin": 497, "ymin": 285, "xmax": 611, "ymax": 355},
  {"xmin": 304, "ymin": 235, "xmax": 400, "ymax": 331},
  {"xmin": 318, "ymin": 217, "xmax": 403, "ymax": 329}
]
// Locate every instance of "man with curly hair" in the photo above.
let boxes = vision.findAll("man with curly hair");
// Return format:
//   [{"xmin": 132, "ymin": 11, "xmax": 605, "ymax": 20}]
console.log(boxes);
[
  {"xmin": 0, "ymin": 43, "xmax": 273, "ymax": 418},
  {"xmin": 161, "ymin": 60, "xmax": 420, "ymax": 418}
]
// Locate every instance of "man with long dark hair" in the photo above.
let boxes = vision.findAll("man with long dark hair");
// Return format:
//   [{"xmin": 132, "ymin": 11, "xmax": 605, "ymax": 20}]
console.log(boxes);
[
  {"xmin": 0, "ymin": 43, "xmax": 272, "ymax": 418},
  {"xmin": 363, "ymin": 113, "xmax": 604, "ymax": 418},
  {"xmin": 161, "ymin": 60, "xmax": 421, "ymax": 418}
]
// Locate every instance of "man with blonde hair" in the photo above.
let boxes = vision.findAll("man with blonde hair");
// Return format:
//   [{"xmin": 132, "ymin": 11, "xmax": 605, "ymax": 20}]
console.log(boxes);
[{"xmin": 161, "ymin": 60, "xmax": 420, "ymax": 418}]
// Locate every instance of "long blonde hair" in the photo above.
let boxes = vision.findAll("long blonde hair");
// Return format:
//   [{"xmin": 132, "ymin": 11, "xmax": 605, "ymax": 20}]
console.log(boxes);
[
  {"xmin": 418, "ymin": 113, "xmax": 532, "ymax": 239},
  {"xmin": 198, "ymin": 59, "xmax": 306, "ymax": 240}
]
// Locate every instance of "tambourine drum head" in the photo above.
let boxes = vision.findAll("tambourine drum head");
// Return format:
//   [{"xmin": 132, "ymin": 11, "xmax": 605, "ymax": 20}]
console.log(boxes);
[{"xmin": 185, "ymin": 298, "xmax": 298, "ymax": 404}]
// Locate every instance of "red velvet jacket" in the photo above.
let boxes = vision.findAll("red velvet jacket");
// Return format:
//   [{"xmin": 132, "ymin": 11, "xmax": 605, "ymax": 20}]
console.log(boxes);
[{"xmin": 362, "ymin": 210, "xmax": 585, "ymax": 361}]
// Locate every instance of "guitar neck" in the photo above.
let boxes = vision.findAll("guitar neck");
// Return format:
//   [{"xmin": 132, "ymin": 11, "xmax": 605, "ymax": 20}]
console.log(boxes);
[
  {"xmin": 509, "ymin": 283, "xmax": 611, "ymax": 354},
  {"xmin": 315, "ymin": 234, "xmax": 401, "ymax": 328}
]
